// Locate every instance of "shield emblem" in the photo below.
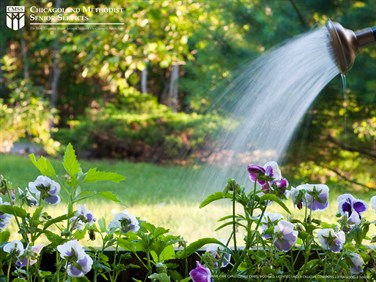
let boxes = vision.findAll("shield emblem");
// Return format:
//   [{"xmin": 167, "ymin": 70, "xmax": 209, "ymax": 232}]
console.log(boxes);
[{"xmin": 6, "ymin": 6, "xmax": 25, "ymax": 31}]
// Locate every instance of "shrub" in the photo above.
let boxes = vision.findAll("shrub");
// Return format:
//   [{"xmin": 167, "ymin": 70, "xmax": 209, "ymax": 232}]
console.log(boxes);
[
  {"xmin": 57, "ymin": 88, "xmax": 225, "ymax": 161},
  {"xmin": 0, "ymin": 80, "xmax": 60, "ymax": 155}
]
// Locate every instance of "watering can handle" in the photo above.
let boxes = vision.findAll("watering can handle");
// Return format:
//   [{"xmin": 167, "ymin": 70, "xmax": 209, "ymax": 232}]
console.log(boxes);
[{"xmin": 355, "ymin": 26, "xmax": 376, "ymax": 47}]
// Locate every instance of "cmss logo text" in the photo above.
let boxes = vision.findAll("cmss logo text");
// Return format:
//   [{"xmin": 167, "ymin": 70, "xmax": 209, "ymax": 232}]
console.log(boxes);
[{"xmin": 6, "ymin": 6, "xmax": 25, "ymax": 30}]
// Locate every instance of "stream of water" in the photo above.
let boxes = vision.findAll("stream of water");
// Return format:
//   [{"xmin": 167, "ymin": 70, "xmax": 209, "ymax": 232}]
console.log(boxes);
[{"xmin": 194, "ymin": 26, "xmax": 341, "ymax": 195}]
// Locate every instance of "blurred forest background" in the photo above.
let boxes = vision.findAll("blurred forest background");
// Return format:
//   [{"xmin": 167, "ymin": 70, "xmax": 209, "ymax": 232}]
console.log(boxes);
[{"xmin": 0, "ymin": 0, "xmax": 375, "ymax": 189}]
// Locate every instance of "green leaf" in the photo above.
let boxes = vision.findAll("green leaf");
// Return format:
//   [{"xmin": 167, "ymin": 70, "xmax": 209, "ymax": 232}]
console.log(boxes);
[
  {"xmin": 73, "ymin": 191, "xmax": 96, "ymax": 202},
  {"xmin": 118, "ymin": 237, "xmax": 145, "ymax": 252},
  {"xmin": 98, "ymin": 191, "xmax": 121, "ymax": 202},
  {"xmin": 320, "ymin": 222, "xmax": 337, "ymax": 229},
  {"xmin": 29, "ymin": 154, "xmax": 57, "ymax": 178},
  {"xmin": 199, "ymin": 192, "xmax": 233, "ymax": 208},
  {"xmin": 63, "ymin": 143, "xmax": 81, "ymax": 177},
  {"xmin": 215, "ymin": 221, "xmax": 247, "ymax": 231},
  {"xmin": 258, "ymin": 194, "xmax": 291, "ymax": 214},
  {"xmin": 297, "ymin": 230, "xmax": 310, "ymax": 240},
  {"xmin": 44, "ymin": 213, "xmax": 72, "ymax": 230},
  {"xmin": 0, "ymin": 230, "xmax": 10, "ymax": 244},
  {"xmin": 176, "ymin": 238, "xmax": 224, "ymax": 259},
  {"xmin": 0, "ymin": 205, "xmax": 27, "ymax": 218},
  {"xmin": 159, "ymin": 244, "xmax": 175, "ymax": 261},
  {"xmin": 84, "ymin": 168, "xmax": 125, "ymax": 183},
  {"xmin": 44, "ymin": 230, "xmax": 65, "ymax": 245},
  {"xmin": 31, "ymin": 206, "xmax": 44, "ymax": 222},
  {"xmin": 148, "ymin": 273, "xmax": 170, "ymax": 282},
  {"xmin": 72, "ymin": 277, "xmax": 91, "ymax": 282},
  {"xmin": 98, "ymin": 218, "xmax": 107, "ymax": 233}
]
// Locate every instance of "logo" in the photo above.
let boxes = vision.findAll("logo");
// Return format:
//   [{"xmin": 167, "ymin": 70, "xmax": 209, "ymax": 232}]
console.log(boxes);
[{"xmin": 6, "ymin": 6, "xmax": 25, "ymax": 30}]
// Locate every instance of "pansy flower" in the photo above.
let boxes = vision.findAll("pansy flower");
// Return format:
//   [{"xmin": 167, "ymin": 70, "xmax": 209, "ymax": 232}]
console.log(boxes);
[
  {"xmin": 317, "ymin": 229, "xmax": 345, "ymax": 253},
  {"xmin": 28, "ymin": 175, "xmax": 61, "ymax": 205},
  {"xmin": 0, "ymin": 197, "xmax": 13, "ymax": 230},
  {"xmin": 291, "ymin": 184, "xmax": 329, "ymax": 211},
  {"xmin": 70, "ymin": 205, "xmax": 96, "ymax": 231},
  {"xmin": 349, "ymin": 253, "xmax": 364, "ymax": 275},
  {"xmin": 273, "ymin": 220, "xmax": 298, "ymax": 252},
  {"xmin": 189, "ymin": 261, "xmax": 211, "ymax": 282},
  {"xmin": 18, "ymin": 188, "xmax": 38, "ymax": 207},
  {"xmin": 205, "ymin": 243, "xmax": 231, "ymax": 268},
  {"xmin": 260, "ymin": 212, "xmax": 284, "ymax": 239},
  {"xmin": 108, "ymin": 210, "xmax": 140, "ymax": 234},
  {"xmin": 247, "ymin": 161, "xmax": 288, "ymax": 196},
  {"xmin": 370, "ymin": 196, "xmax": 376, "ymax": 213},
  {"xmin": 337, "ymin": 194, "xmax": 367, "ymax": 226},
  {"xmin": 16, "ymin": 244, "xmax": 45, "ymax": 268},
  {"xmin": 57, "ymin": 240, "xmax": 93, "ymax": 278},
  {"xmin": 3, "ymin": 240, "xmax": 24, "ymax": 258}
]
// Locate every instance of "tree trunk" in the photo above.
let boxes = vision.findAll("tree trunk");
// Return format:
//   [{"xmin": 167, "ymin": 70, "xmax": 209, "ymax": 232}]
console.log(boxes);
[
  {"xmin": 168, "ymin": 63, "xmax": 179, "ymax": 112},
  {"xmin": 21, "ymin": 33, "xmax": 29, "ymax": 80},
  {"xmin": 50, "ymin": 0, "xmax": 61, "ymax": 110},
  {"xmin": 141, "ymin": 67, "xmax": 147, "ymax": 94}
]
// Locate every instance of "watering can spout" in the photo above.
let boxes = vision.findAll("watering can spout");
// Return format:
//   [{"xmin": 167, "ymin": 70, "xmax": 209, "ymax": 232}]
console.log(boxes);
[{"xmin": 326, "ymin": 20, "xmax": 376, "ymax": 74}]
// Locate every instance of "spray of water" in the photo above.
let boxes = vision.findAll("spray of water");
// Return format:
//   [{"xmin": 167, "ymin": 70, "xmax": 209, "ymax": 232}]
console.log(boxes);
[{"xmin": 195, "ymin": 26, "xmax": 340, "ymax": 195}]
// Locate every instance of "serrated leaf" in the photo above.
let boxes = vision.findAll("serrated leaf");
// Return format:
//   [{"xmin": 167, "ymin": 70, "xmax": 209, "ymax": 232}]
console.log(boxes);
[
  {"xmin": 199, "ymin": 192, "xmax": 233, "ymax": 208},
  {"xmin": 44, "ymin": 230, "xmax": 65, "ymax": 245},
  {"xmin": 297, "ymin": 230, "xmax": 310, "ymax": 240},
  {"xmin": 159, "ymin": 244, "xmax": 175, "ymax": 261},
  {"xmin": 73, "ymin": 191, "xmax": 96, "ymax": 202},
  {"xmin": 84, "ymin": 168, "xmax": 125, "ymax": 183},
  {"xmin": 0, "ymin": 205, "xmax": 27, "ymax": 218},
  {"xmin": 118, "ymin": 238, "xmax": 145, "ymax": 252},
  {"xmin": 63, "ymin": 143, "xmax": 81, "ymax": 177},
  {"xmin": 176, "ymin": 238, "xmax": 224, "ymax": 259},
  {"xmin": 29, "ymin": 154, "xmax": 57, "ymax": 178},
  {"xmin": 98, "ymin": 191, "xmax": 121, "ymax": 202},
  {"xmin": 259, "ymin": 194, "xmax": 291, "ymax": 214}
]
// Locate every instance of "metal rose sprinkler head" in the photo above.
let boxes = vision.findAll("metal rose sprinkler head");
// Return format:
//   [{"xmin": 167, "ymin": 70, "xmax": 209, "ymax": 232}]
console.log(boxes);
[{"xmin": 326, "ymin": 20, "xmax": 376, "ymax": 74}]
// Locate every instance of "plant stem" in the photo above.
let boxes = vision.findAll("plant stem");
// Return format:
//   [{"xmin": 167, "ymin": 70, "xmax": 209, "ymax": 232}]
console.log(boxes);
[
  {"xmin": 7, "ymin": 261, "xmax": 11, "ymax": 281},
  {"xmin": 232, "ymin": 189, "xmax": 237, "ymax": 253}
]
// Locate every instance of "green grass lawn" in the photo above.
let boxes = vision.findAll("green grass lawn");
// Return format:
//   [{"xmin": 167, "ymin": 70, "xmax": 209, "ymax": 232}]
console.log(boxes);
[
  {"xmin": 0, "ymin": 153, "xmax": 235, "ymax": 243},
  {"xmin": 1, "ymin": 153, "xmax": 375, "ymax": 244}
]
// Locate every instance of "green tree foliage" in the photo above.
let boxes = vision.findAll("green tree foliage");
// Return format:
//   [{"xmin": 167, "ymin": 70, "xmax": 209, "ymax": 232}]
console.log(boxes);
[{"xmin": 0, "ymin": 0, "xmax": 375, "ymax": 188}]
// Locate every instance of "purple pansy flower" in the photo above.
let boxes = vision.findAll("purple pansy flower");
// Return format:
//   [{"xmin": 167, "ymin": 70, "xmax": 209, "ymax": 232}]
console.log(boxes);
[
  {"xmin": 337, "ymin": 194, "xmax": 367, "ymax": 225},
  {"xmin": 260, "ymin": 212, "xmax": 284, "ymax": 239},
  {"xmin": 205, "ymin": 243, "xmax": 231, "ymax": 268},
  {"xmin": 317, "ymin": 229, "xmax": 345, "ymax": 253},
  {"xmin": 18, "ymin": 188, "xmax": 38, "ymax": 207},
  {"xmin": 0, "ymin": 197, "xmax": 13, "ymax": 230},
  {"xmin": 349, "ymin": 253, "xmax": 364, "ymax": 275},
  {"xmin": 57, "ymin": 240, "xmax": 93, "ymax": 278},
  {"xmin": 70, "ymin": 205, "xmax": 96, "ymax": 231},
  {"xmin": 3, "ymin": 240, "xmax": 24, "ymax": 258},
  {"xmin": 273, "ymin": 220, "xmax": 298, "ymax": 252},
  {"xmin": 28, "ymin": 175, "xmax": 61, "ymax": 205},
  {"xmin": 189, "ymin": 261, "xmax": 212, "ymax": 282},
  {"xmin": 247, "ymin": 161, "xmax": 288, "ymax": 196},
  {"xmin": 291, "ymin": 184, "xmax": 329, "ymax": 211},
  {"xmin": 16, "ymin": 244, "xmax": 45, "ymax": 268},
  {"xmin": 108, "ymin": 210, "xmax": 140, "ymax": 234}
]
